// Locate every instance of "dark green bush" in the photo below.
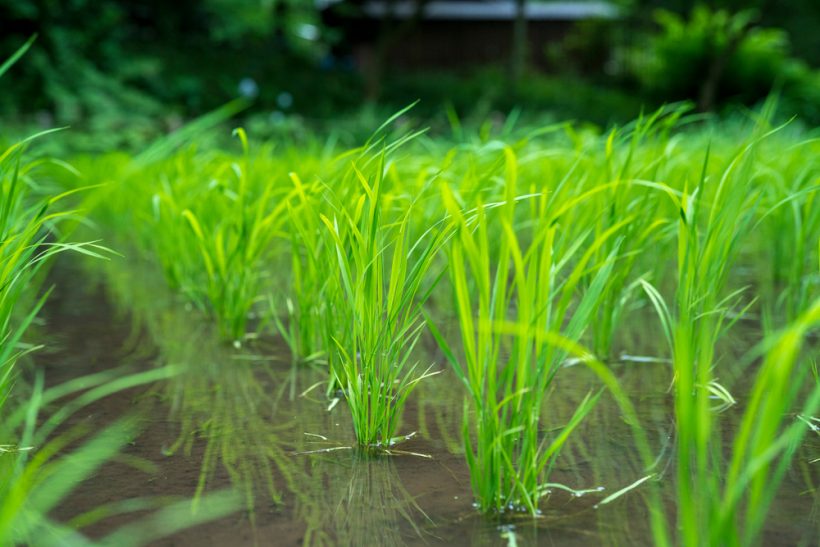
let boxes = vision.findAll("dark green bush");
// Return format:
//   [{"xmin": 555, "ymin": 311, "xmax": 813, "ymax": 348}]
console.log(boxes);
[{"xmin": 624, "ymin": 5, "xmax": 820, "ymax": 121}]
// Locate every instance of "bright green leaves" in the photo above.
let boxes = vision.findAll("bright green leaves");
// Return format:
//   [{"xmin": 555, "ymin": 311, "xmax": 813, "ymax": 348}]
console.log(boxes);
[
  {"xmin": 319, "ymin": 152, "xmax": 448, "ymax": 449},
  {"xmin": 152, "ymin": 129, "xmax": 294, "ymax": 342},
  {"xmin": 0, "ymin": 134, "xmax": 109, "ymax": 421},
  {"xmin": 433, "ymin": 146, "xmax": 622, "ymax": 514}
]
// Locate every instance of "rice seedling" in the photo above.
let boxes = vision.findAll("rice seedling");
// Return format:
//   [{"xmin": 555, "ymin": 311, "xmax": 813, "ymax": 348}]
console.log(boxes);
[
  {"xmin": 320, "ymin": 145, "xmax": 449, "ymax": 450},
  {"xmin": 639, "ymin": 141, "xmax": 759, "ymax": 543},
  {"xmin": 588, "ymin": 106, "xmax": 690, "ymax": 360},
  {"xmin": 427, "ymin": 146, "xmax": 629, "ymax": 514},
  {"xmin": 274, "ymin": 171, "xmax": 335, "ymax": 366},
  {"xmin": 153, "ymin": 129, "xmax": 294, "ymax": 343}
]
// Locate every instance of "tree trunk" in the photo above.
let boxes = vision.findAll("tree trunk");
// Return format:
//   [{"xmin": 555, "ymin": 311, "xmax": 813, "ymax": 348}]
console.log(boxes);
[
  {"xmin": 698, "ymin": 28, "xmax": 749, "ymax": 113},
  {"xmin": 511, "ymin": 0, "xmax": 528, "ymax": 93}
]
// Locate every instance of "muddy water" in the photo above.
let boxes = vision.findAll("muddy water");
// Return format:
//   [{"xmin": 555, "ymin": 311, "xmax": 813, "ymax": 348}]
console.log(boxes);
[{"xmin": 43, "ymin": 265, "xmax": 819, "ymax": 546}]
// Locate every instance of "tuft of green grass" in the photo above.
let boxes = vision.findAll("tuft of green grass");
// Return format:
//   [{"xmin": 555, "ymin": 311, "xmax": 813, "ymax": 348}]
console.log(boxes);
[
  {"xmin": 428, "ymin": 146, "xmax": 624, "ymax": 514},
  {"xmin": 320, "ymin": 146, "xmax": 448, "ymax": 450},
  {"xmin": 157, "ymin": 129, "xmax": 294, "ymax": 342}
]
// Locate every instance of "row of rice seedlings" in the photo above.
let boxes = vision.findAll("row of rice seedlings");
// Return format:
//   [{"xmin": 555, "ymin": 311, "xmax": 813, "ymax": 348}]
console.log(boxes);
[
  {"xmin": 641, "ymin": 138, "xmax": 756, "ymax": 544},
  {"xmin": 0, "ymin": 134, "xmax": 52, "ymax": 416},
  {"xmin": 65, "ymin": 103, "xmax": 303, "ymax": 345},
  {"xmin": 637, "ymin": 117, "xmax": 820, "ymax": 544},
  {"xmin": 427, "ymin": 146, "xmax": 625, "ymax": 513},
  {"xmin": 0, "ymin": 40, "xmax": 239, "ymax": 541},
  {"xmin": 416, "ymin": 108, "xmax": 819, "ymax": 527},
  {"xmin": 78, "ymin": 238, "xmax": 358, "ymax": 523},
  {"xmin": 60, "ymin": 102, "xmax": 820, "ymax": 531}
]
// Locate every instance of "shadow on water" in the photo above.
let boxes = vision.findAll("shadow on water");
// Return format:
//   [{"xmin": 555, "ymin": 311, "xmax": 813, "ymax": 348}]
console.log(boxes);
[{"xmin": 44, "ymin": 258, "xmax": 819, "ymax": 546}]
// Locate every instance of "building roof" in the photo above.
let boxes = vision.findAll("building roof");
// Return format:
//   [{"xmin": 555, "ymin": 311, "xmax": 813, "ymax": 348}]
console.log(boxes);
[{"xmin": 318, "ymin": 1, "xmax": 619, "ymax": 21}]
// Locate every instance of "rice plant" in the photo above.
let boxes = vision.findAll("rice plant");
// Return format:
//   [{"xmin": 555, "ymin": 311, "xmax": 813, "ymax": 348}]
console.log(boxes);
[
  {"xmin": 320, "ymin": 148, "xmax": 448, "ymax": 450},
  {"xmin": 428, "ymin": 147, "xmax": 625, "ymax": 514},
  {"xmin": 589, "ymin": 105, "xmax": 689, "ymax": 359},
  {"xmin": 639, "ymin": 145, "xmax": 756, "ymax": 543},
  {"xmin": 0, "ymin": 123, "xmax": 108, "ymax": 422},
  {"xmin": 275, "ymin": 171, "xmax": 335, "ymax": 365},
  {"xmin": 158, "ymin": 129, "xmax": 293, "ymax": 342},
  {"xmin": 635, "ymin": 116, "xmax": 820, "ymax": 545}
]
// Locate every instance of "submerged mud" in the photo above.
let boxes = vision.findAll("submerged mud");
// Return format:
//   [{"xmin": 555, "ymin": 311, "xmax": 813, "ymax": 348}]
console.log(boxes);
[{"xmin": 41, "ymin": 262, "xmax": 819, "ymax": 546}]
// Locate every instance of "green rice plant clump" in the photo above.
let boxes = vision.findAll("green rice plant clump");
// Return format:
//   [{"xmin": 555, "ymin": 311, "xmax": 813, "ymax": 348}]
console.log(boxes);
[
  {"xmin": 320, "ymin": 147, "xmax": 448, "ymax": 450},
  {"xmin": 429, "ymin": 147, "xmax": 626, "ymax": 514},
  {"xmin": 638, "ymin": 111, "xmax": 820, "ymax": 545}
]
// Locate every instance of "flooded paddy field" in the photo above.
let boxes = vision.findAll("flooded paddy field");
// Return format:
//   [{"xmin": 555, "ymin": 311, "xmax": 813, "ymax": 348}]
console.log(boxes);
[
  {"xmin": 3, "ymin": 102, "xmax": 819, "ymax": 546},
  {"xmin": 42, "ymin": 260, "xmax": 819, "ymax": 546}
]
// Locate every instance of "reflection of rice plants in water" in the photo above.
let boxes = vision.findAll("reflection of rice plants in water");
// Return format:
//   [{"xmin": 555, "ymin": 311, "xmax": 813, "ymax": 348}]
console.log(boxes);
[
  {"xmin": 296, "ymin": 451, "xmax": 432, "ymax": 546},
  {"xmin": 99, "ymin": 257, "xmax": 300, "ymax": 516},
  {"xmin": 162, "ymin": 336, "xmax": 294, "ymax": 512}
]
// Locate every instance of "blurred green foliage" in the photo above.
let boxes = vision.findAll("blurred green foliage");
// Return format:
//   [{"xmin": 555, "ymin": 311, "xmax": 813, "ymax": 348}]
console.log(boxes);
[
  {"xmin": 625, "ymin": 5, "xmax": 819, "ymax": 112},
  {"xmin": 0, "ymin": 0, "xmax": 331, "ymax": 149},
  {"xmin": 1, "ymin": 0, "xmax": 818, "ymax": 153},
  {"xmin": 548, "ymin": 3, "xmax": 820, "ymax": 121},
  {"xmin": 623, "ymin": 0, "xmax": 820, "ymax": 66}
]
